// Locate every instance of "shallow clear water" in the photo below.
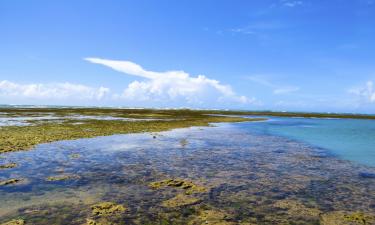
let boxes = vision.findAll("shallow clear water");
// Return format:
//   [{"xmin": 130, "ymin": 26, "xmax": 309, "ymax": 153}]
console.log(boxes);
[
  {"xmin": 0, "ymin": 121, "xmax": 374, "ymax": 224},
  {"xmin": 245, "ymin": 117, "xmax": 375, "ymax": 167}
]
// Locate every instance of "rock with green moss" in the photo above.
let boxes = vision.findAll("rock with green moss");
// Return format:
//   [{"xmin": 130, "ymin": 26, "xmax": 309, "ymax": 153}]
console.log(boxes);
[
  {"xmin": 187, "ymin": 209, "xmax": 235, "ymax": 225},
  {"xmin": 149, "ymin": 178, "xmax": 207, "ymax": 194},
  {"xmin": 320, "ymin": 211, "xmax": 375, "ymax": 225},
  {"xmin": 86, "ymin": 218, "xmax": 113, "ymax": 225},
  {"xmin": 162, "ymin": 194, "xmax": 200, "ymax": 208},
  {"xmin": 0, "ymin": 219, "xmax": 25, "ymax": 225},
  {"xmin": 91, "ymin": 202, "xmax": 126, "ymax": 217},
  {"xmin": 45, "ymin": 174, "xmax": 79, "ymax": 182},
  {"xmin": 0, "ymin": 178, "xmax": 23, "ymax": 186},
  {"xmin": 0, "ymin": 163, "xmax": 17, "ymax": 169},
  {"xmin": 69, "ymin": 153, "xmax": 81, "ymax": 159}
]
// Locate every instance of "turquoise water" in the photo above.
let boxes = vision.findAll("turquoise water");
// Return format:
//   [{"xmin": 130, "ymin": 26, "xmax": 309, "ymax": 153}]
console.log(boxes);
[{"xmin": 244, "ymin": 117, "xmax": 375, "ymax": 167}]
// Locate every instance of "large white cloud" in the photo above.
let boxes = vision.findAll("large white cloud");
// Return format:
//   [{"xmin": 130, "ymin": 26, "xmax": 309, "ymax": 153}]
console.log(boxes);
[
  {"xmin": 0, "ymin": 80, "xmax": 110, "ymax": 100},
  {"xmin": 85, "ymin": 57, "xmax": 255, "ymax": 106},
  {"xmin": 349, "ymin": 81, "xmax": 375, "ymax": 103}
]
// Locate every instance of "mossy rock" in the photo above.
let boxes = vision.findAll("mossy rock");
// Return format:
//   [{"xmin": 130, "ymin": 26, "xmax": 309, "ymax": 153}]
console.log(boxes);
[
  {"xmin": 273, "ymin": 199, "xmax": 321, "ymax": 218},
  {"xmin": 149, "ymin": 178, "xmax": 207, "ymax": 194},
  {"xmin": 188, "ymin": 209, "xmax": 235, "ymax": 225},
  {"xmin": 86, "ymin": 218, "xmax": 113, "ymax": 225},
  {"xmin": 320, "ymin": 211, "xmax": 375, "ymax": 225},
  {"xmin": 0, "ymin": 178, "xmax": 23, "ymax": 186},
  {"xmin": 69, "ymin": 153, "xmax": 81, "ymax": 159},
  {"xmin": 0, "ymin": 219, "xmax": 25, "ymax": 225},
  {"xmin": 0, "ymin": 163, "xmax": 17, "ymax": 169},
  {"xmin": 91, "ymin": 202, "xmax": 126, "ymax": 217},
  {"xmin": 162, "ymin": 194, "xmax": 201, "ymax": 208},
  {"xmin": 45, "ymin": 174, "xmax": 79, "ymax": 182}
]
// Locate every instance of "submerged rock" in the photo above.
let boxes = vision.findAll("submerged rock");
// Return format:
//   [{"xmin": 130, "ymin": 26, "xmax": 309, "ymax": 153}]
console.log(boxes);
[
  {"xmin": 162, "ymin": 194, "xmax": 200, "ymax": 208},
  {"xmin": 273, "ymin": 199, "xmax": 321, "ymax": 217},
  {"xmin": 45, "ymin": 174, "xmax": 80, "ymax": 182},
  {"xmin": 0, "ymin": 219, "xmax": 25, "ymax": 225},
  {"xmin": 0, "ymin": 178, "xmax": 23, "ymax": 186},
  {"xmin": 0, "ymin": 163, "xmax": 17, "ymax": 169},
  {"xmin": 359, "ymin": 172, "xmax": 375, "ymax": 179},
  {"xmin": 188, "ymin": 209, "xmax": 235, "ymax": 225},
  {"xmin": 320, "ymin": 211, "xmax": 375, "ymax": 225},
  {"xmin": 69, "ymin": 153, "xmax": 81, "ymax": 159},
  {"xmin": 91, "ymin": 202, "xmax": 126, "ymax": 216},
  {"xmin": 149, "ymin": 178, "xmax": 207, "ymax": 194},
  {"xmin": 180, "ymin": 138, "xmax": 188, "ymax": 147}
]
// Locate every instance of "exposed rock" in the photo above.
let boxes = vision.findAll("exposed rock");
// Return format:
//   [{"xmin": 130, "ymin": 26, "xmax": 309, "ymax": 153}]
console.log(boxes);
[
  {"xmin": 91, "ymin": 202, "xmax": 126, "ymax": 216},
  {"xmin": 0, "ymin": 219, "xmax": 25, "ymax": 225},
  {"xmin": 320, "ymin": 211, "xmax": 375, "ymax": 225},
  {"xmin": 149, "ymin": 178, "xmax": 207, "ymax": 194},
  {"xmin": 0, "ymin": 178, "xmax": 23, "ymax": 186},
  {"xmin": 0, "ymin": 163, "xmax": 17, "ymax": 169}
]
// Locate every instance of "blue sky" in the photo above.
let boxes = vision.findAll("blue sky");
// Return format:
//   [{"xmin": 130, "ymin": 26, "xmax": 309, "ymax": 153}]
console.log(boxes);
[{"xmin": 1, "ymin": 0, "xmax": 375, "ymax": 113}]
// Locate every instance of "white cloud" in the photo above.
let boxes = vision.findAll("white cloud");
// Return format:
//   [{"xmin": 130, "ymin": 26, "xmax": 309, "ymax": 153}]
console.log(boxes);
[
  {"xmin": 281, "ymin": 0, "xmax": 303, "ymax": 7},
  {"xmin": 0, "ymin": 80, "xmax": 110, "ymax": 100},
  {"xmin": 245, "ymin": 75, "xmax": 299, "ymax": 95},
  {"xmin": 349, "ymin": 81, "xmax": 375, "ymax": 103},
  {"xmin": 85, "ymin": 58, "xmax": 256, "ymax": 107}
]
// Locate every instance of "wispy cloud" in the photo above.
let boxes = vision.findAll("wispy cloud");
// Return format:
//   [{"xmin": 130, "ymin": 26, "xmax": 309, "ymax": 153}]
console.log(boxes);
[
  {"xmin": 349, "ymin": 81, "xmax": 375, "ymax": 103},
  {"xmin": 85, "ymin": 58, "xmax": 256, "ymax": 107},
  {"xmin": 0, "ymin": 80, "xmax": 110, "ymax": 100},
  {"xmin": 280, "ymin": 0, "xmax": 303, "ymax": 7},
  {"xmin": 229, "ymin": 21, "xmax": 286, "ymax": 36},
  {"xmin": 245, "ymin": 75, "xmax": 300, "ymax": 95}
]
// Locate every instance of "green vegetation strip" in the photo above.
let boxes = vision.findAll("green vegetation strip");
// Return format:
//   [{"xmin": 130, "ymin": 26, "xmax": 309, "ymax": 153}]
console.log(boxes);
[{"xmin": 0, "ymin": 108, "xmax": 264, "ymax": 153}]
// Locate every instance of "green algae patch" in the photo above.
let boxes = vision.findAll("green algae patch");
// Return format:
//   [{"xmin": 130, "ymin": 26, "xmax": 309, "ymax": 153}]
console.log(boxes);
[
  {"xmin": 162, "ymin": 194, "xmax": 201, "ymax": 208},
  {"xmin": 0, "ymin": 178, "xmax": 23, "ymax": 186},
  {"xmin": 149, "ymin": 178, "xmax": 207, "ymax": 194},
  {"xmin": 320, "ymin": 211, "xmax": 375, "ymax": 225},
  {"xmin": 69, "ymin": 153, "xmax": 81, "ymax": 159},
  {"xmin": 187, "ymin": 209, "xmax": 235, "ymax": 225},
  {"xmin": 91, "ymin": 202, "xmax": 126, "ymax": 217},
  {"xmin": 273, "ymin": 199, "xmax": 321, "ymax": 218},
  {"xmin": 45, "ymin": 174, "xmax": 80, "ymax": 182},
  {"xmin": 0, "ymin": 219, "xmax": 25, "ymax": 225},
  {"xmin": 86, "ymin": 218, "xmax": 113, "ymax": 225},
  {"xmin": 0, "ymin": 163, "xmax": 17, "ymax": 169}
]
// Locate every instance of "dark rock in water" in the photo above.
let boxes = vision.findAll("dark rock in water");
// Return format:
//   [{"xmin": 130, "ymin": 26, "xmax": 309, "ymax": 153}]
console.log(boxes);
[
  {"xmin": 274, "ymin": 149, "xmax": 285, "ymax": 154},
  {"xmin": 359, "ymin": 172, "xmax": 375, "ymax": 179}
]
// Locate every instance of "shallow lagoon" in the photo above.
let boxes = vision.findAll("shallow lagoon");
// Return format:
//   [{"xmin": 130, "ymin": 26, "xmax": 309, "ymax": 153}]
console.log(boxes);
[{"xmin": 0, "ymin": 120, "xmax": 374, "ymax": 224}]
